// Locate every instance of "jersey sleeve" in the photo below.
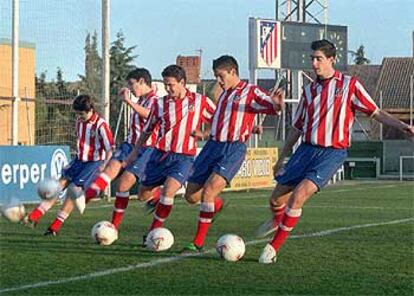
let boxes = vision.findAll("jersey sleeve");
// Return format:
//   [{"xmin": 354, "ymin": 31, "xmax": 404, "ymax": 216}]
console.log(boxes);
[
  {"xmin": 201, "ymin": 96, "xmax": 216, "ymax": 123},
  {"xmin": 98, "ymin": 121, "xmax": 115, "ymax": 151},
  {"xmin": 351, "ymin": 78, "xmax": 379, "ymax": 117},
  {"xmin": 143, "ymin": 100, "xmax": 161, "ymax": 134},
  {"xmin": 249, "ymin": 85, "xmax": 279, "ymax": 115},
  {"xmin": 292, "ymin": 90, "xmax": 307, "ymax": 131}
]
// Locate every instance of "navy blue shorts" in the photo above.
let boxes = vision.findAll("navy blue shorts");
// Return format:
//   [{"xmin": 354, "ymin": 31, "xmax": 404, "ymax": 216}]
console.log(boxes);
[
  {"xmin": 276, "ymin": 143, "xmax": 348, "ymax": 190},
  {"xmin": 141, "ymin": 149, "xmax": 194, "ymax": 187},
  {"xmin": 125, "ymin": 147, "xmax": 155, "ymax": 180},
  {"xmin": 62, "ymin": 159, "xmax": 103, "ymax": 189},
  {"xmin": 188, "ymin": 139, "xmax": 247, "ymax": 185},
  {"xmin": 111, "ymin": 142, "xmax": 134, "ymax": 162}
]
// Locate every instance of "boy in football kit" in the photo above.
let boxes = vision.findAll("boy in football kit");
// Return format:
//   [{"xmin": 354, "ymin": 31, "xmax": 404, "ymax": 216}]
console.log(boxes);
[
  {"xmin": 84, "ymin": 68, "xmax": 161, "ymax": 231},
  {"xmin": 124, "ymin": 64, "xmax": 216, "ymax": 244},
  {"xmin": 182, "ymin": 55, "xmax": 285, "ymax": 253},
  {"xmin": 24, "ymin": 95, "xmax": 115, "ymax": 235},
  {"xmin": 257, "ymin": 39, "xmax": 414, "ymax": 264}
]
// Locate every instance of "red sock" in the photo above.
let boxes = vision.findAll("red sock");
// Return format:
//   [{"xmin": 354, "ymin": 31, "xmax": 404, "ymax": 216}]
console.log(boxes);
[
  {"xmin": 29, "ymin": 202, "xmax": 52, "ymax": 222},
  {"xmin": 149, "ymin": 196, "xmax": 174, "ymax": 230},
  {"xmin": 193, "ymin": 201, "xmax": 215, "ymax": 247},
  {"xmin": 28, "ymin": 207, "xmax": 45, "ymax": 222},
  {"xmin": 147, "ymin": 187, "xmax": 161, "ymax": 208},
  {"xmin": 48, "ymin": 210, "xmax": 69, "ymax": 233},
  {"xmin": 153, "ymin": 187, "xmax": 161, "ymax": 201},
  {"xmin": 111, "ymin": 192, "xmax": 130, "ymax": 229},
  {"xmin": 85, "ymin": 173, "xmax": 111, "ymax": 202},
  {"xmin": 271, "ymin": 203, "xmax": 286, "ymax": 228},
  {"xmin": 270, "ymin": 207, "xmax": 302, "ymax": 251},
  {"xmin": 214, "ymin": 196, "xmax": 224, "ymax": 214}
]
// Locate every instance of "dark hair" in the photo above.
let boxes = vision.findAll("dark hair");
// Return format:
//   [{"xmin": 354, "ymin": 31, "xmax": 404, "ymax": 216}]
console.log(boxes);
[
  {"xmin": 311, "ymin": 39, "xmax": 336, "ymax": 58},
  {"xmin": 212, "ymin": 55, "xmax": 239, "ymax": 75},
  {"xmin": 162, "ymin": 64, "xmax": 186, "ymax": 83},
  {"xmin": 73, "ymin": 94, "xmax": 94, "ymax": 112},
  {"xmin": 126, "ymin": 68, "xmax": 152, "ymax": 86}
]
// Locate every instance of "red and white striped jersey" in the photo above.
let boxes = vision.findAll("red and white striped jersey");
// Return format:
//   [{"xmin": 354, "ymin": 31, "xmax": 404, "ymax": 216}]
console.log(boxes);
[
  {"xmin": 77, "ymin": 112, "xmax": 115, "ymax": 161},
  {"xmin": 293, "ymin": 71, "xmax": 379, "ymax": 148},
  {"xmin": 211, "ymin": 81, "xmax": 278, "ymax": 142},
  {"xmin": 126, "ymin": 91, "xmax": 159, "ymax": 147},
  {"xmin": 143, "ymin": 89, "xmax": 216, "ymax": 156}
]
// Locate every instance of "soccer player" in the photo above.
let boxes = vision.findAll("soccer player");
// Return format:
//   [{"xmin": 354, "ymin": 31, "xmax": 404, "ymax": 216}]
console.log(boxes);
[
  {"xmin": 24, "ymin": 95, "xmax": 115, "ymax": 235},
  {"xmin": 257, "ymin": 39, "xmax": 414, "ymax": 264},
  {"xmin": 123, "ymin": 64, "xmax": 216, "ymax": 244},
  {"xmin": 181, "ymin": 55, "xmax": 285, "ymax": 253},
  {"xmin": 84, "ymin": 68, "xmax": 161, "ymax": 230}
]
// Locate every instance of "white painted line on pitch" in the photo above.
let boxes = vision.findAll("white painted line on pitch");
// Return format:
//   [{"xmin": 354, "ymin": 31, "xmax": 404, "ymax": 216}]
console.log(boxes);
[
  {"xmin": 238, "ymin": 205, "xmax": 411, "ymax": 210},
  {"xmin": 1, "ymin": 217, "xmax": 413, "ymax": 294},
  {"xmin": 245, "ymin": 217, "xmax": 414, "ymax": 246}
]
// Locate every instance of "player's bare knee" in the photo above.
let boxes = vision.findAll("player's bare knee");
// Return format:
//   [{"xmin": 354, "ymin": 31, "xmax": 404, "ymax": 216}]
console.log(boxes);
[
  {"xmin": 138, "ymin": 189, "xmax": 150, "ymax": 201},
  {"xmin": 270, "ymin": 197, "xmax": 285, "ymax": 208},
  {"xmin": 184, "ymin": 192, "xmax": 200, "ymax": 204},
  {"xmin": 162, "ymin": 188, "xmax": 176, "ymax": 198},
  {"xmin": 117, "ymin": 181, "xmax": 131, "ymax": 193},
  {"xmin": 105, "ymin": 160, "xmax": 122, "ymax": 178}
]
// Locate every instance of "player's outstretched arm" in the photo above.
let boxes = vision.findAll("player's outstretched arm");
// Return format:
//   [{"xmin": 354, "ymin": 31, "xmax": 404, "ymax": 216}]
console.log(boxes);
[
  {"xmin": 373, "ymin": 109, "xmax": 414, "ymax": 140},
  {"xmin": 269, "ymin": 87, "xmax": 285, "ymax": 112}
]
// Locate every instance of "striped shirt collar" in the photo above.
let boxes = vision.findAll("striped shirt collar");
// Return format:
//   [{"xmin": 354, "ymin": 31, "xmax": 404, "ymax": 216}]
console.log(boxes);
[{"xmin": 316, "ymin": 70, "xmax": 343, "ymax": 84}]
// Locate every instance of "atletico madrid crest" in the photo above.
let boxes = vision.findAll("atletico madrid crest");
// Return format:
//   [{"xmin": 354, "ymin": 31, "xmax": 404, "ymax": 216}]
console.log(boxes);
[{"xmin": 260, "ymin": 21, "xmax": 279, "ymax": 67}]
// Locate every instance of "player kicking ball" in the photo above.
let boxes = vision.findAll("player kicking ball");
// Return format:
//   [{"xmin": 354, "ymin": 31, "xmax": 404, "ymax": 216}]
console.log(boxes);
[
  {"xmin": 181, "ymin": 55, "xmax": 284, "ymax": 253},
  {"xmin": 23, "ymin": 95, "xmax": 114, "ymax": 235},
  {"xmin": 257, "ymin": 39, "xmax": 414, "ymax": 264},
  {"xmin": 123, "ymin": 65, "xmax": 216, "ymax": 246},
  {"xmin": 84, "ymin": 68, "xmax": 162, "ymax": 231}
]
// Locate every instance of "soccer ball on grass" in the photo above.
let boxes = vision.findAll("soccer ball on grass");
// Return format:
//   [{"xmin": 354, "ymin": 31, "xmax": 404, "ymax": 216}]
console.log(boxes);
[
  {"xmin": 216, "ymin": 234, "xmax": 245, "ymax": 262},
  {"xmin": 146, "ymin": 227, "xmax": 174, "ymax": 252},
  {"xmin": 91, "ymin": 221, "xmax": 118, "ymax": 245}
]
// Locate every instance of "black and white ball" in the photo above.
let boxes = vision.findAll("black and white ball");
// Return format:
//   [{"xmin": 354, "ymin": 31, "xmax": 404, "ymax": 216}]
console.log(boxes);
[
  {"xmin": 91, "ymin": 221, "xmax": 118, "ymax": 246},
  {"xmin": 216, "ymin": 234, "xmax": 246, "ymax": 262},
  {"xmin": 37, "ymin": 178, "xmax": 61, "ymax": 200},
  {"xmin": 1, "ymin": 198, "xmax": 25, "ymax": 223},
  {"xmin": 146, "ymin": 227, "xmax": 174, "ymax": 252}
]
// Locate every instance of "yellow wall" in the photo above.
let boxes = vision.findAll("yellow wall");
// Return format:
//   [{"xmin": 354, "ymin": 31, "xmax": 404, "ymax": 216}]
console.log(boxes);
[{"xmin": 0, "ymin": 41, "xmax": 35, "ymax": 145}]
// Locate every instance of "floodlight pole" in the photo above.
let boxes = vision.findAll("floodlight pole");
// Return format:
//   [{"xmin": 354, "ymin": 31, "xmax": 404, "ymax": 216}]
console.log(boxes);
[
  {"xmin": 379, "ymin": 91, "xmax": 383, "ymax": 141},
  {"xmin": 102, "ymin": 0, "xmax": 111, "ymax": 199},
  {"xmin": 102, "ymin": 0, "xmax": 110, "ymax": 122},
  {"xmin": 410, "ymin": 75, "xmax": 413, "ymax": 127},
  {"xmin": 11, "ymin": 0, "xmax": 20, "ymax": 145},
  {"xmin": 250, "ymin": 69, "xmax": 258, "ymax": 148}
]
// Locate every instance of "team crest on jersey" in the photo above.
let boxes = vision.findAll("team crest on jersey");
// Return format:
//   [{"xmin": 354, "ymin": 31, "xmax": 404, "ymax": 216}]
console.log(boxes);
[
  {"xmin": 90, "ymin": 130, "xmax": 96, "ymax": 137},
  {"xmin": 188, "ymin": 104, "xmax": 195, "ymax": 112},
  {"xmin": 335, "ymin": 88, "xmax": 343, "ymax": 97},
  {"xmin": 233, "ymin": 95, "xmax": 241, "ymax": 101}
]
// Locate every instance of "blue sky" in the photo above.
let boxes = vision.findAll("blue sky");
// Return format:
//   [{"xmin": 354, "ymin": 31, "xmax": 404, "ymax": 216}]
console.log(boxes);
[{"xmin": 1, "ymin": 0, "xmax": 413, "ymax": 81}]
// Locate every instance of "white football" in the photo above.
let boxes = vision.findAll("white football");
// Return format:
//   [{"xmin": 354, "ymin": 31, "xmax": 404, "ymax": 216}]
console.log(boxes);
[
  {"xmin": 1, "ymin": 199, "xmax": 25, "ymax": 223},
  {"xmin": 91, "ymin": 221, "xmax": 118, "ymax": 246},
  {"xmin": 146, "ymin": 227, "xmax": 174, "ymax": 252},
  {"xmin": 216, "ymin": 234, "xmax": 246, "ymax": 262},
  {"xmin": 37, "ymin": 178, "xmax": 61, "ymax": 200}
]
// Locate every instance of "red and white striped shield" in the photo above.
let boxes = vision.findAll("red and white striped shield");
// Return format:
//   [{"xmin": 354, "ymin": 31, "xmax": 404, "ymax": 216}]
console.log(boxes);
[{"xmin": 260, "ymin": 21, "xmax": 279, "ymax": 67}]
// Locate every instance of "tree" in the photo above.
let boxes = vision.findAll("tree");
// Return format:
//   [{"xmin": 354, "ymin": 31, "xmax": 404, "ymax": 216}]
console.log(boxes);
[
  {"xmin": 108, "ymin": 31, "xmax": 138, "ymax": 142},
  {"xmin": 79, "ymin": 31, "xmax": 102, "ymax": 102},
  {"xmin": 56, "ymin": 67, "xmax": 68, "ymax": 98},
  {"xmin": 353, "ymin": 45, "xmax": 371, "ymax": 65}
]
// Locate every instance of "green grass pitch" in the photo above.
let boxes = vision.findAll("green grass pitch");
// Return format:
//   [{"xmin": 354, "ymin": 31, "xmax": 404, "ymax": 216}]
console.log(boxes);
[{"xmin": 1, "ymin": 181, "xmax": 413, "ymax": 295}]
